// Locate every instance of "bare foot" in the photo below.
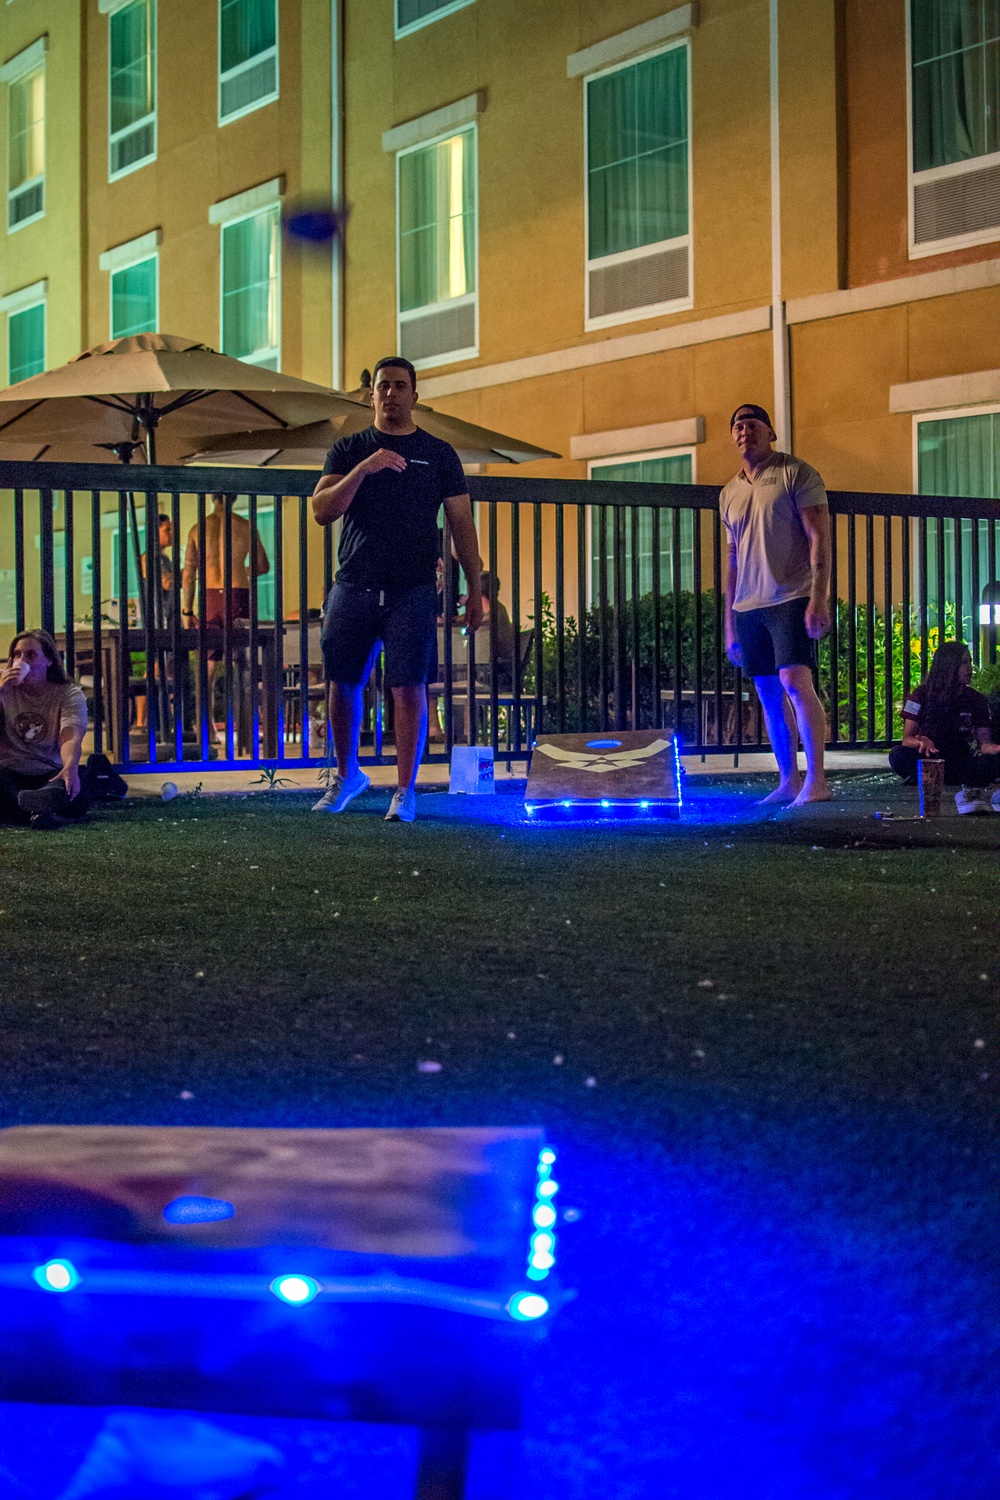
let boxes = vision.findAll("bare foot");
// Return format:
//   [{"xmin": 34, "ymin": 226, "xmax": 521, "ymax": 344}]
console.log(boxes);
[
  {"xmin": 789, "ymin": 781, "xmax": 833, "ymax": 807},
  {"xmin": 757, "ymin": 779, "xmax": 802, "ymax": 805}
]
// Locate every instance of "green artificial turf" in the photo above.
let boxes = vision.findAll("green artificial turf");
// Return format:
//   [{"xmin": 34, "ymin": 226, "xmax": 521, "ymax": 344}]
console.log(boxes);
[{"xmin": 0, "ymin": 778, "xmax": 995, "ymax": 1122}]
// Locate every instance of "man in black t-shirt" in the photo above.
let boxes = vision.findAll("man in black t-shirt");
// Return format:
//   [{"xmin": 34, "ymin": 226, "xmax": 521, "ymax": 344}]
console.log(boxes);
[{"xmin": 310, "ymin": 356, "xmax": 482, "ymax": 822}]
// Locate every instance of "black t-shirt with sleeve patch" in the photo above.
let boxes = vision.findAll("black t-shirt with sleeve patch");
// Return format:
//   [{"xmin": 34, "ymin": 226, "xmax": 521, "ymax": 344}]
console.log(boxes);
[
  {"xmin": 900, "ymin": 682, "xmax": 990, "ymax": 754},
  {"xmin": 322, "ymin": 426, "xmax": 468, "ymax": 589}
]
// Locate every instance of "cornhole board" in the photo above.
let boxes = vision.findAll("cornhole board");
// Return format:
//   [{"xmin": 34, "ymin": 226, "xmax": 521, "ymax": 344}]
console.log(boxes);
[
  {"xmin": 525, "ymin": 730, "xmax": 682, "ymax": 818},
  {"xmin": 0, "ymin": 1125, "xmax": 564, "ymax": 1500}
]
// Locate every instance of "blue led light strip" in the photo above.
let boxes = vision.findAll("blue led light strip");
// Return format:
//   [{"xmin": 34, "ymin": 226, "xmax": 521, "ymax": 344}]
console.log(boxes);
[{"xmin": 525, "ymin": 1145, "xmax": 559, "ymax": 1282}]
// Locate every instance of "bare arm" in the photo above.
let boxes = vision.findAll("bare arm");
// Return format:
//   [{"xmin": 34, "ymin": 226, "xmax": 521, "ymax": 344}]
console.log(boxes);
[
  {"xmin": 253, "ymin": 533, "xmax": 270, "ymax": 577},
  {"xmin": 799, "ymin": 504, "xmax": 832, "ymax": 638},
  {"xmin": 442, "ymin": 494, "xmax": 483, "ymax": 633},
  {"xmin": 975, "ymin": 725, "xmax": 1000, "ymax": 755},
  {"xmin": 724, "ymin": 538, "xmax": 741, "ymax": 666},
  {"xmin": 901, "ymin": 713, "xmax": 937, "ymax": 756},
  {"xmin": 180, "ymin": 530, "xmax": 198, "ymax": 618},
  {"xmin": 311, "ymin": 448, "xmax": 408, "ymax": 526},
  {"xmin": 56, "ymin": 722, "xmax": 85, "ymax": 800}
]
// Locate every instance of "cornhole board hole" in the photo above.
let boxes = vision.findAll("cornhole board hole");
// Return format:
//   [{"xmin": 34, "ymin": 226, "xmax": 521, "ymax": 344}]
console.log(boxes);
[
  {"xmin": 0, "ymin": 1125, "xmax": 566, "ymax": 1500},
  {"xmin": 525, "ymin": 730, "xmax": 682, "ymax": 818}
]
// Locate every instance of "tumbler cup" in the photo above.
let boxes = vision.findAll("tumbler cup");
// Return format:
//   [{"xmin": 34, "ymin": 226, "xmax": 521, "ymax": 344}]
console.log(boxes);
[{"xmin": 918, "ymin": 758, "xmax": 945, "ymax": 817}]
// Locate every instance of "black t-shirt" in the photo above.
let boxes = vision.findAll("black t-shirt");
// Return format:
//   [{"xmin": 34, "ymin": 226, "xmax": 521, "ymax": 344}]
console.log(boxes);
[
  {"xmin": 901, "ymin": 682, "xmax": 990, "ymax": 754},
  {"xmin": 323, "ymin": 426, "xmax": 468, "ymax": 589}
]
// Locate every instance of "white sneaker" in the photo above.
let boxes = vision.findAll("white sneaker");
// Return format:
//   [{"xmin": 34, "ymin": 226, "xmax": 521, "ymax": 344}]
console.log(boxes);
[
  {"xmin": 311, "ymin": 769, "xmax": 370, "ymax": 813},
  {"xmin": 385, "ymin": 787, "xmax": 416, "ymax": 823},
  {"xmin": 955, "ymin": 786, "xmax": 992, "ymax": 815}
]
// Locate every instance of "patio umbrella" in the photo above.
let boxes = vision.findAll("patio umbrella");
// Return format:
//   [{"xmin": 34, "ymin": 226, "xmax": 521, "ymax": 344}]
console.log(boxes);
[
  {"xmin": 0, "ymin": 333, "xmax": 367, "ymax": 464},
  {"xmin": 185, "ymin": 369, "xmax": 560, "ymax": 467}
]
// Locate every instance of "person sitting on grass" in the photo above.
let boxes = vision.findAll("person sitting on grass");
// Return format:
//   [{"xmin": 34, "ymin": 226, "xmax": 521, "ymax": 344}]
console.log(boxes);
[
  {"xmin": 0, "ymin": 629, "xmax": 90, "ymax": 829},
  {"xmin": 887, "ymin": 640, "xmax": 1000, "ymax": 813}
]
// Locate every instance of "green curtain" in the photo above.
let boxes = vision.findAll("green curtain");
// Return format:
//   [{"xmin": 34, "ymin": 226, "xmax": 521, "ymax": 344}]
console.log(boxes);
[
  {"xmin": 111, "ymin": 258, "xmax": 157, "ymax": 339},
  {"xmin": 918, "ymin": 412, "xmax": 1000, "ymax": 498},
  {"xmin": 221, "ymin": 0, "xmax": 276, "ymax": 75},
  {"xmin": 587, "ymin": 47, "xmax": 688, "ymax": 261},
  {"xmin": 8, "ymin": 304, "xmax": 44, "ymax": 384},
  {"xmin": 110, "ymin": 0, "xmax": 155, "ymax": 136},
  {"xmin": 398, "ymin": 0, "xmax": 457, "ymax": 28},
  {"xmin": 9, "ymin": 68, "xmax": 44, "ymax": 189},
  {"xmin": 591, "ymin": 454, "xmax": 694, "ymax": 598},
  {"xmin": 911, "ymin": 0, "xmax": 1000, "ymax": 170},
  {"xmin": 222, "ymin": 209, "xmax": 280, "ymax": 366},
  {"xmin": 398, "ymin": 131, "xmax": 476, "ymax": 313}
]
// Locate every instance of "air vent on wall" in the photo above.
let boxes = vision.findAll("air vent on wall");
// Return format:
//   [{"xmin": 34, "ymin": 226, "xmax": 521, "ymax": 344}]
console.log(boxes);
[
  {"xmin": 914, "ymin": 160, "xmax": 1000, "ymax": 246},
  {"xmin": 220, "ymin": 53, "xmax": 277, "ymax": 121},
  {"xmin": 399, "ymin": 301, "xmax": 476, "ymax": 365},
  {"xmin": 588, "ymin": 244, "xmax": 689, "ymax": 321},
  {"xmin": 111, "ymin": 121, "xmax": 155, "ymax": 178},
  {"xmin": 8, "ymin": 180, "xmax": 43, "ymax": 230}
]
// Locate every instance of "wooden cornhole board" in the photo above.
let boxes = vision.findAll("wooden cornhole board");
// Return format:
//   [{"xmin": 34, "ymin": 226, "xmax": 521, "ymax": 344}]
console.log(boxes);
[{"xmin": 525, "ymin": 730, "xmax": 681, "ymax": 816}]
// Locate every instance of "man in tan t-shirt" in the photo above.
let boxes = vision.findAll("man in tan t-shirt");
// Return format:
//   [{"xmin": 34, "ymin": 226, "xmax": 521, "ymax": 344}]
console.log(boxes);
[{"xmin": 720, "ymin": 404, "xmax": 832, "ymax": 805}]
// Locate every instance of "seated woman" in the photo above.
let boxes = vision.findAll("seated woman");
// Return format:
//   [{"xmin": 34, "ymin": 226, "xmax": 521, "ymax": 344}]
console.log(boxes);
[
  {"xmin": 888, "ymin": 640, "xmax": 1000, "ymax": 808},
  {"xmin": 0, "ymin": 629, "xmax": 90, "ymax": 828}
]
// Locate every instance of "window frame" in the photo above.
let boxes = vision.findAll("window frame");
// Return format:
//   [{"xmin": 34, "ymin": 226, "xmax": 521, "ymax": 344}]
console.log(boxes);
[
  {"xmin": 6, "ymin": 295, "xmax": 46, "ymax": 385},
  {"xmin": 905, "ymin": 1, "xmax": 1000, "ymax": 259},
  {"xmin": 218, "ymin": 0, "xmax": 280, "ymax": 126},
  {"xmin": 583, "ymin": 39, "xmax": 694, "ymax": 331},
  {"xmin": 6, "ymin": 58, "xmax": 45, "ymax": 234},
  {"xmin": 218, "ymin": 202, "xmax": 282, "ymax": 370},
  {"xmin": 586, "ymin": 446, "xmax": 697, "ymax": 606},
  {"xmin": 395, "ymin": 121, "xmax": 479, "ymax": 372},
  {"xmin": 107, "ymin": 0, "xmax": 158, "ymax": 183},
  {"xmin": 109, "ymin": 249, "xmax": 159, "ymax": 339},
  {"xmin": 395, "ymin": 0, "xmax": 475, "ymax": 42},
  {"xmin": 911, "ymin": 403, "xmax": 1000, "ymax": 493}
]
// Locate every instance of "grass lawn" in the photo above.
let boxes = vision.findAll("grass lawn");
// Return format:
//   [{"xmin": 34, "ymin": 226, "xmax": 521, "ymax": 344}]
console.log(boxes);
[{"xmin": 1, "ymin": 775, "xmax": 998, "ymax": 1497}]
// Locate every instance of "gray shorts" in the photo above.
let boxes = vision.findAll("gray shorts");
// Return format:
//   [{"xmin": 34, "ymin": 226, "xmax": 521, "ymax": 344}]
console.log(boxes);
[{"xmin": 321, "ymin": 581, "xmax": 438, "ymax": 687}]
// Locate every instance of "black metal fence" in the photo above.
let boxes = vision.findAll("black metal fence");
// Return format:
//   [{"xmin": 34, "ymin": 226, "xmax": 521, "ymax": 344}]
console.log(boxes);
[{"xmin": 0, "ymin": 459, "xmax": 997, "ymax": 774}]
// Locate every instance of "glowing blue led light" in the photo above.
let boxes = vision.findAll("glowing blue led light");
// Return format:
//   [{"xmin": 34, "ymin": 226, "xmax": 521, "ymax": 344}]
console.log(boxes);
[
  {"xmin": 600, "ymin": 799, "xmax": 610, "ymax": 808},
  {"xmin": 536, "ymin": 1178, "xmax": 559, "ymax": 1198},
  {"xmin": 508, "ymin": 1291, "xmax": 550, "ymax": 1321},
  {"xmin": 640, "ymin": 800, "xmax": 649, "ymax": 809},
  {"xmin": 532, "ymin": 1203, "xmax": 557, "ymax": 1229},
  {"xmin": 163, "ymin": 1195, "xmax": 235, "ymax": 1225},
  {"xmin": 530, "ymin": 1251, "xmax": 555, "ymax": 1271},
  {"xmin": 539, "ymin": 1148, "xmax": 556, "ymax": 1165},
  {"xmin": 531, "ymin": 1231, "xmax": 555, "ymax": 1254},
  {"xmin": 586, "ymin": 738, "xmax": 622, "ymax": 749},
  {"xmin": 562, "ymin": 800, "xmax": 572, "ymax": 807},
  {"xmin": 269, "ymin": 1275, "xmax": 319, "ymax": 1305},
  {"xmin": 33, "ymin": 1259, "xmax": 80, "ymax": 1293}
]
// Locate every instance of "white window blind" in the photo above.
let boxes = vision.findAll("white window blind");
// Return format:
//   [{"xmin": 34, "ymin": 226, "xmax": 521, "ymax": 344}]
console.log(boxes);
[
  {"xmin": 397, "ymin": 127, "xmax": 477, "ymax": 369},
  {"xmin": 219, "ymin": 0, "xmax": 278, "ymax": 123},
  {"xmin": 7, "ymin": 63, "xmax": 44, "ymax": 230},
  {"xmin": 109, "ymin": 0, "xmax": 157, "ymax": 179},
  {"xmin": 221, "ymin": 205, "xmax": 280, "ymax": 369},
  {"xmin": 8, "ymin": 300, "xmax": 45, "ymax": 383},
  {"xmin": 111, "ymin": 254, "xmax": 158, "ymax": 338}
]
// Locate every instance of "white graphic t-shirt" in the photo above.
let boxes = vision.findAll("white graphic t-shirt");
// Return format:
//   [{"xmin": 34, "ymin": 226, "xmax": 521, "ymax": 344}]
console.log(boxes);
[{"xmin": 0, "ymin": 679, "xmax": 88, "ymax": 776}]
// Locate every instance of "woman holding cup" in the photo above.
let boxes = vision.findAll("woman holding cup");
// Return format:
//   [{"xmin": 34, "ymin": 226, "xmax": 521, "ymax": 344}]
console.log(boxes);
[
  {"xmin": 0, "ymin": 630, "xmax": 90, "ymax": 828},
  {"xmin": 888, "ymin": 641, "xmax": 1000, "ymax": 813}
]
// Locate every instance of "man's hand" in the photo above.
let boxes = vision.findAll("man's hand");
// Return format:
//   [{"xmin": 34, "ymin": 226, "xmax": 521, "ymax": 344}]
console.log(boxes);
[
  {"xmin": 55, "ymin": 767, "xmax": 81, "ymax": 800},
  {"xmin": 360, "ymin": 448, "xmax": 407, "ymax": 477},
  {"xmin": 0, "ymin": 663, "xmax": 24, "ymax": 690},
  {"xmin": 805, "ymin": 598, "xmax": 832, "ymax": 639},
  {"xmin": 725, "ymin": 625, "xmax": 742, "ymax": 668},
  {"xmin": 462, "ymin": 590, "xmax": 484, "ymax": 635},
  {"xmin": 914, "ymin": 734, "xmax": 938, "ymax": 757}
]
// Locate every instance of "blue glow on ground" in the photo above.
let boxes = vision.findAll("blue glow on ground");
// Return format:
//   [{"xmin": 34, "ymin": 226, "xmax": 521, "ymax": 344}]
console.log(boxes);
[{"xmin": 163, "ymin": 1195, "xmax": 235, "ymax": 1224}]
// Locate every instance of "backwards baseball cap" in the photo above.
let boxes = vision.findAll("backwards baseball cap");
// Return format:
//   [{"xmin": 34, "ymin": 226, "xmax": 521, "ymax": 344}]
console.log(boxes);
[{"xmin": 730, "ymin": 403, "xmax": 773, "ymax": 429}]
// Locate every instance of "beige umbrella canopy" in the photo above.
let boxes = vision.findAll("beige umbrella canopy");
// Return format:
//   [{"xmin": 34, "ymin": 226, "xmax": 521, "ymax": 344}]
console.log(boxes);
[
  {"xmin": 186, "ymin": 370, "xmax": 560, "ymax": 467},
  {"xmin": 0, "ymin": 333, "xmax": 368, "ymax": 464}
]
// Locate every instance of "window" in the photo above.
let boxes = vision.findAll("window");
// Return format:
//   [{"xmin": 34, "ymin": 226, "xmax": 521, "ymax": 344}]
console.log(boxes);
[
  {"xmin": 7, "ymin": 299, "xmax": 44, "ymax": 383},
  {"xmin": 219, "ymin": 0, "xmax": 278, "ymax": 124},
  {"xmin": 221, "ymin": 206, "xmax": 280, "ymax": 368},
  {"xmin": 915, "ymin": 408, "xmax": 1000, "ymax": 637},
  {"xmin": 589, "ymin": 451, "xmax": 695, "ymax": 601},
  {"xmin": 396, "ymin": 0, "xmax": 475, "ymax": 40},
  {"xmin": 111, "ymin": 254, "xmax": 158, "ymax": 338},
  {"xmin": 7, "ymin": 61, "xmax": 44, "ymax": 230},
  {"xmin": 397, "ymin": 127, "xmax": 477, "ymax": 368},
  {"xmin": 585, "ymin": 43, "xmax": 691, "ymax": 328},
  {"xmin": 109, "ymin": 0, "xmax": 157, "ymax": 180},
  {"xmin": 909, "ymin": 0, "xmax": 1000, "ymax": 255}
]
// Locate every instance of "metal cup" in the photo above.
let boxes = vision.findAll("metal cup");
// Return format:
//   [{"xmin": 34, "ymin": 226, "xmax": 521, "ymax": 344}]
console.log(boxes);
[{"xmin": 918, "ymin": 758, "xmax": 945, "ymax": 817}]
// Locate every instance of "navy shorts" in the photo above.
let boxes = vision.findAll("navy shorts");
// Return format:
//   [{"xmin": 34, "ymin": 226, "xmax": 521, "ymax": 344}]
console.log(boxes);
[
  {"xmin": 734, "ymin": 596, "xmax": 816, "ymax": 677},
  {"xmin": 321, "ymin": 581, "xmax": 438, "ymax": 688}
]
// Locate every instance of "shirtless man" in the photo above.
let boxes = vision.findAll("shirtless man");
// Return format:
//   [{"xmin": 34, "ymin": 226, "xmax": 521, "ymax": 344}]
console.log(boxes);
[{"xmin": 720, "ymin": 404, "xmax": 832, "ymax": 806}]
